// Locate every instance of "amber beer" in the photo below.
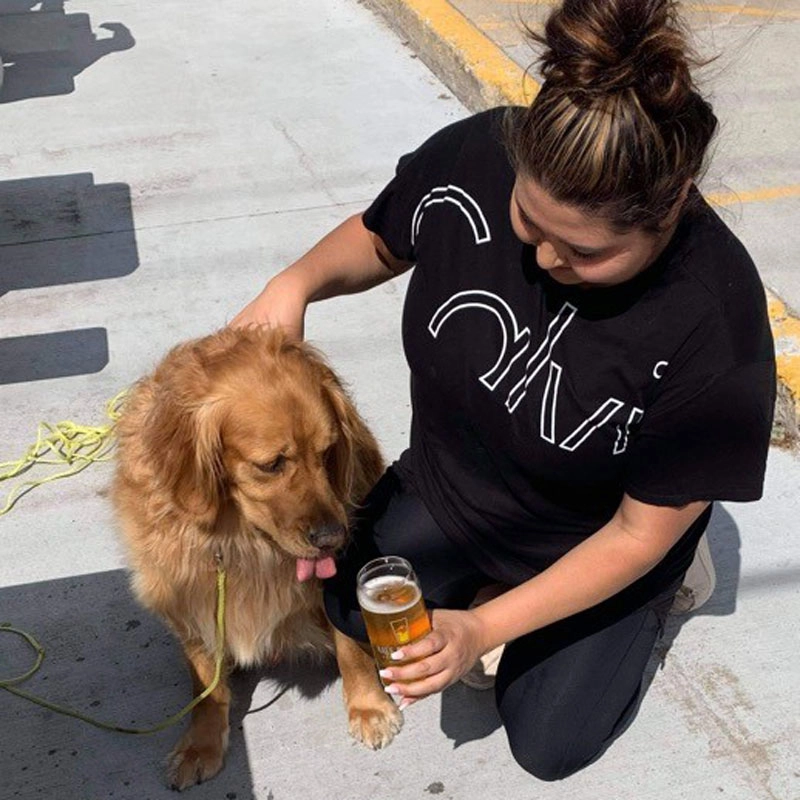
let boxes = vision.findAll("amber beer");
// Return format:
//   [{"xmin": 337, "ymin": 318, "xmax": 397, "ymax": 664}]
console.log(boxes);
[{"xmin": 357, "ymin": 556, "xmax": 431, "ymax": 678}]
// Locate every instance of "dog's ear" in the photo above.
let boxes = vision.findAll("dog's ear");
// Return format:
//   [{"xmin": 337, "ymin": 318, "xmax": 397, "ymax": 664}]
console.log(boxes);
[
  {"xmin": 142, "ymin": 343, "xmax": 225, "ymax": 526},
  {"xmin": 320, "ymin": 369, "xmax": 384, "ymax": 506}
]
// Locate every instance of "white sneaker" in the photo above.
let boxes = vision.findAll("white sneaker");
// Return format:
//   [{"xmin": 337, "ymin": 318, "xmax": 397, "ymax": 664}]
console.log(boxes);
[
  {"xmin": 670, "ymin": 532, "xmax": 716, "ymax": 614},
  {"xmin": 460, "ymin": 644, "xmax": 504, "ymax": 690},
  {"xmin": 460, "ymin": 584, "xmax": 509, "ymax": 690}
]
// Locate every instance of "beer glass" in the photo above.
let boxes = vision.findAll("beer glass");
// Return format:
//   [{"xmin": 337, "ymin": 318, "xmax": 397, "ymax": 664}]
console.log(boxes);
[{"xmin": 356, "ymin": 556, "xmax": 432, "ymax": 680}]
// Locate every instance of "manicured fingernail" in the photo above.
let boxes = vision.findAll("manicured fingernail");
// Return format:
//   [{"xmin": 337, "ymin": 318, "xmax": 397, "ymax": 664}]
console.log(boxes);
[
  {"xmin": 390, "ymin": 650, "xmax": 405, "ymax": 661},
  {"xmin": 384, "ymin": 683, "xmax": 401, "ymax": 695},
  {"xmin": 378, "ymin": 669, "xmax": 392, "ymax": 680},
  {"xmin": 398, "ymin": 698, "xmax": 412, "ymax": 711}
]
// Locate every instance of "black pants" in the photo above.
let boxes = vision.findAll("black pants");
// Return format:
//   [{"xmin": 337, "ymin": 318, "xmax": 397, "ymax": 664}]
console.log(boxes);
[{"xmin": 324, "ymin": 467, "xmax": 681, "ymax": 782}]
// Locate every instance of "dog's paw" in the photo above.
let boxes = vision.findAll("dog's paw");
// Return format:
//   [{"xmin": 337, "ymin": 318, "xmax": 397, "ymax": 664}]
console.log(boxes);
[
  {"xmin": 166, "ymin": 732, "xmax": 227, "ymax": 790},
  {"xmin": 348, "ymin": 696, "xmax": 404, "ymax": 750}
]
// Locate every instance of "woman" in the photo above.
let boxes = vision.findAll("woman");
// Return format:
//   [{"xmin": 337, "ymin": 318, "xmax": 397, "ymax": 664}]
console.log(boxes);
[{"xmin": 233, "ymin": 0, "xmax": 775, "ymax": 781}]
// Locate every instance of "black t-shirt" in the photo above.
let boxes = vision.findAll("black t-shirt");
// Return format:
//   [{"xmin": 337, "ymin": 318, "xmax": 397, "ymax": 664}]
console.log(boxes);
[{"xmin": 363, "ymin": 108, "xmax": 775, "ymax": 594}]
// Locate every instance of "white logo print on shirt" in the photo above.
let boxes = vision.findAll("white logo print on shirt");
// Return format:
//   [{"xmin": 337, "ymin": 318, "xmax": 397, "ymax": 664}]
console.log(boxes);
[
  {"xmin": 415, "ymin": 185, "xmax": 658, "ymax": 454},
  {"xmin": 411, "ymin": 186, "xmax": 491, "ymax": 246},
  {"xmin": 429, "ymin": 290, "xmax": 644, "ymax": 454},
  {"xmin": 429, "ymin": 290, "xmax": 644, "ymax": 453}
]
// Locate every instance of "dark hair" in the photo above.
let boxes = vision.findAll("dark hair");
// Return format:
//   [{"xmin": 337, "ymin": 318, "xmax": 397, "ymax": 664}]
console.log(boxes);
[{"xmin": 505, "ymin": 0, "xmax": 718, "ymax": 231}]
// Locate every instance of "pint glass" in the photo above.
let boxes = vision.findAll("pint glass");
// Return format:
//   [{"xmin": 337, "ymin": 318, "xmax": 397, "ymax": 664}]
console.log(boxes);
[{"xmin": 356, "ymin": 556, "xmax": 432, "ymax": 679}]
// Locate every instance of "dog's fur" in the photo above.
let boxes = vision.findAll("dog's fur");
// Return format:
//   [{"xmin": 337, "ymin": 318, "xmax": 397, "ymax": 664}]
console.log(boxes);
[{"xmin": 112, "ymin": 327, "xmax": 401, "ymax": 789}]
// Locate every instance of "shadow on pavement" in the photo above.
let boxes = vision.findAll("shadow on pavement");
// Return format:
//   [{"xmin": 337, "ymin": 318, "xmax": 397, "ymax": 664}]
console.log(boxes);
[
  {"xmin": 0, "ymin": 173, "xmax": 139, "ymax": 295},
  {"xmin": 439, "ymin": 681, "xmax": 502, "ymax": 748},
  {"xmin": 0, "ymin": 508, "xmax": 746, "ymax": 793},
  {"xmin": 0, "ymin": 172, "xmax": 138, "ymax": 384},
  {"xmin": 439, "ymin": 502, "xmax": 743, "ymax": 748},
  {"xmin": 0, "ymin": 2, "xmax": 134, "ymax": 104},
  {"xmin": 0, "ymin": 568, "xmax": 338, "ymax": 799},
  {"xmin": 0, "ymin": 327, "xmax": 109, "ymax": 384}
]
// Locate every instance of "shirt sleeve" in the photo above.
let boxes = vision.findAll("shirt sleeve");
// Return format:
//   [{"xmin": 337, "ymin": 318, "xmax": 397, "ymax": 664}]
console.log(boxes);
[
  {"xmin": 624, "ymin": 358, "xmax": 776, "ymax": 506},
  {"xmin": 362, "ymin": 114, "xmax": 480, "ymax": 263},
  {"xmin": 362, "ymin": 154, "xmax": 420, "ymax": 262}
]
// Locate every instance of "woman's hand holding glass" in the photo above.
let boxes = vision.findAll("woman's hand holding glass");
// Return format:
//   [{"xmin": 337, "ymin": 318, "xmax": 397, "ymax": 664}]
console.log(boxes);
[{"xmin": 378, "ymin": 608, "xmax": 489, "ymax": 710}]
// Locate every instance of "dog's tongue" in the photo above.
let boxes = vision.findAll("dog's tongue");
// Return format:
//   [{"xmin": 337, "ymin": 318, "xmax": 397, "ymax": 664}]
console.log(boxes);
[{"xmin": 296, "ymin": 557, "xmax": 337, "ymax": 582}]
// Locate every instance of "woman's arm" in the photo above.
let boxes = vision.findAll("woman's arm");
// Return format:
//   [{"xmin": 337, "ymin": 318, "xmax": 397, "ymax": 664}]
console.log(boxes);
[
  {"xmin": 470, "ymin": 495, "xmax": 709, "ymax": 648},
  {"xmin": 381, "ymin": 495, "xmax": 709, "ymax": 703},
  {"xmin": 230, "ymin": 213, "xmax": 412, "ymax": 337}
]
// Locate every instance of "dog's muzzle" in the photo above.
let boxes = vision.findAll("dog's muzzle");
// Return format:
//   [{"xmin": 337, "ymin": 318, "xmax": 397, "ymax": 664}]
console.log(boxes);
[{"xmin": 307, "ymin": 521, "xmax": 346, "ymax": 551}]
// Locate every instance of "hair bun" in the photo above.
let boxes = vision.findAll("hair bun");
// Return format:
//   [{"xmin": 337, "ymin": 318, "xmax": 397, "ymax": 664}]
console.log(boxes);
[{"xmin": 534, "ymin": 0, "xmax": 696, "ymax": 112}]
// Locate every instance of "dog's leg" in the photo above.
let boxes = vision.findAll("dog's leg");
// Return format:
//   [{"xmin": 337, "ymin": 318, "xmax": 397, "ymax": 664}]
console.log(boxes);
[
  {"xmin": 166, "ymin": 640, "xmax": 231, "ymax": 790},
  {"xmin": 333, "ymin": 627, "xmax": 404, "ymax": 749}
]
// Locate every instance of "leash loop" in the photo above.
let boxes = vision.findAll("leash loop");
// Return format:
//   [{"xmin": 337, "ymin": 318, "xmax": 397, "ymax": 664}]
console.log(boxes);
[
  {"xmin": 0, "ymin": 566, "xmax": 227, "ymax": 735},
  {"xmin": 0, "ymin": 623, "xmax": 46, "ymax": 685}
]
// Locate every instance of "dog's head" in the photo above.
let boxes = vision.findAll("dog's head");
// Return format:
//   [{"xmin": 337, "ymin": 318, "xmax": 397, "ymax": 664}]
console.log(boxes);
[{"xmin": 136, "ymin": 327, "xmax": 382, "ymax": 574}]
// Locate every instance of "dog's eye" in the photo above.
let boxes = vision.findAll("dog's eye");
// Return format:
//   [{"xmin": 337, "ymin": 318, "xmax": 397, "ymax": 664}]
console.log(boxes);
[{"xmin": 255, "ymin": 455, "xmax": 286, "ymax": 475}]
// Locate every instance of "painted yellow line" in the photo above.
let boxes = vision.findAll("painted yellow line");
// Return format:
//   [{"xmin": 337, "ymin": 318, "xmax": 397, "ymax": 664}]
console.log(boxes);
[
  {"xmin": 706, "ymin": 184, "xmax": 800, "ymax": 207},
  {"xmin": 768, "ymin": 296, "xmax": 800, "ymax": 341},
  {"xmin": 767, "ymin": 293, "xmax": 800, "ymax": 414},
  {"xmin": 402, "ymin": 0, "xmax": 538, "ymax": 105},
  {"xmin": 686, "ymin": 4, "xmax": 800, "ymax": 19},
  {"xmin": 503, "ymin": 0, "xmax": 800, "ymax": 19}
]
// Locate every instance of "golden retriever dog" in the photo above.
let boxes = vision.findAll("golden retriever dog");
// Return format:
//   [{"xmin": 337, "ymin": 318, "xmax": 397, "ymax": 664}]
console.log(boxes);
[{"xmin": 112, "ymin": 327, "xmax": 402, "ymax": 789}]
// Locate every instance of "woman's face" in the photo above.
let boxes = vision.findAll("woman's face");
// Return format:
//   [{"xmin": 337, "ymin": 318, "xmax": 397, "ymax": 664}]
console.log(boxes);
[{"xmin": 509, "ymin": 177, "xmax": 676, "ymax": 288}]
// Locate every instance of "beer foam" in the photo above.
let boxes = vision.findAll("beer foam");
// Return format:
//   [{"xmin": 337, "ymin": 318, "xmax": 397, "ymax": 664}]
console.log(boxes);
[{"xmin": 357, "ymin": 575, "xmax": 420, "ymax": 614}]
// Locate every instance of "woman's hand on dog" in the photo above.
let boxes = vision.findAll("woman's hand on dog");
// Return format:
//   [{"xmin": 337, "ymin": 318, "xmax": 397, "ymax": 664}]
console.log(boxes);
[
  {"xmin": 230, "ymin": 272, "xmax": 307, "ymax": 339},
  {"xmin": 378, "ymin": 608, "xmax": 490, "ymax": 708}
]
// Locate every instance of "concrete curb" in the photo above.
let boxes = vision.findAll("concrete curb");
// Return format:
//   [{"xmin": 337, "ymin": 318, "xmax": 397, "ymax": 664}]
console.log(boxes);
[
  {"xmin": 365, "ymin": 0, "xmax": 800, "ymax": 447},
  {"xmin": 364, "ymin": 0, "xmax": 537, "ymax": 108},
  {"xmin": 767, "ymin": 291, "xmax": 800, "ymax": 447}
]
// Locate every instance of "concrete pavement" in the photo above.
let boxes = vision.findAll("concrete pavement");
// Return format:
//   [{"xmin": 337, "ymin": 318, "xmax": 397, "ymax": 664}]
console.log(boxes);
[{"xmin": 1, "ymin": 1, "xmax": 799, "ymax": 799}]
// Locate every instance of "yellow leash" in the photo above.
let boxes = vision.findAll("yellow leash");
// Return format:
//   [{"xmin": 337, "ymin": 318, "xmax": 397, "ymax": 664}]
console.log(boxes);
[
  {"xmin": 0, "ymin": 563, "xmax": 227, "ymax": 735},
  {"xmin": 0, "ymin": 394, "xmax": 228, "ymax": 734},
  {"xmin": 0, "ymin": 390, "xmax": 128, "ymax": 516}
]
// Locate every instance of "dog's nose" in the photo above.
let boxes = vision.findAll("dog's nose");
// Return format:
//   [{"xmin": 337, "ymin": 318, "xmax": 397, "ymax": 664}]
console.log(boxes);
[{"xmin": 308, "ymin": 522, "xmax": 345, "ymax": 550}]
